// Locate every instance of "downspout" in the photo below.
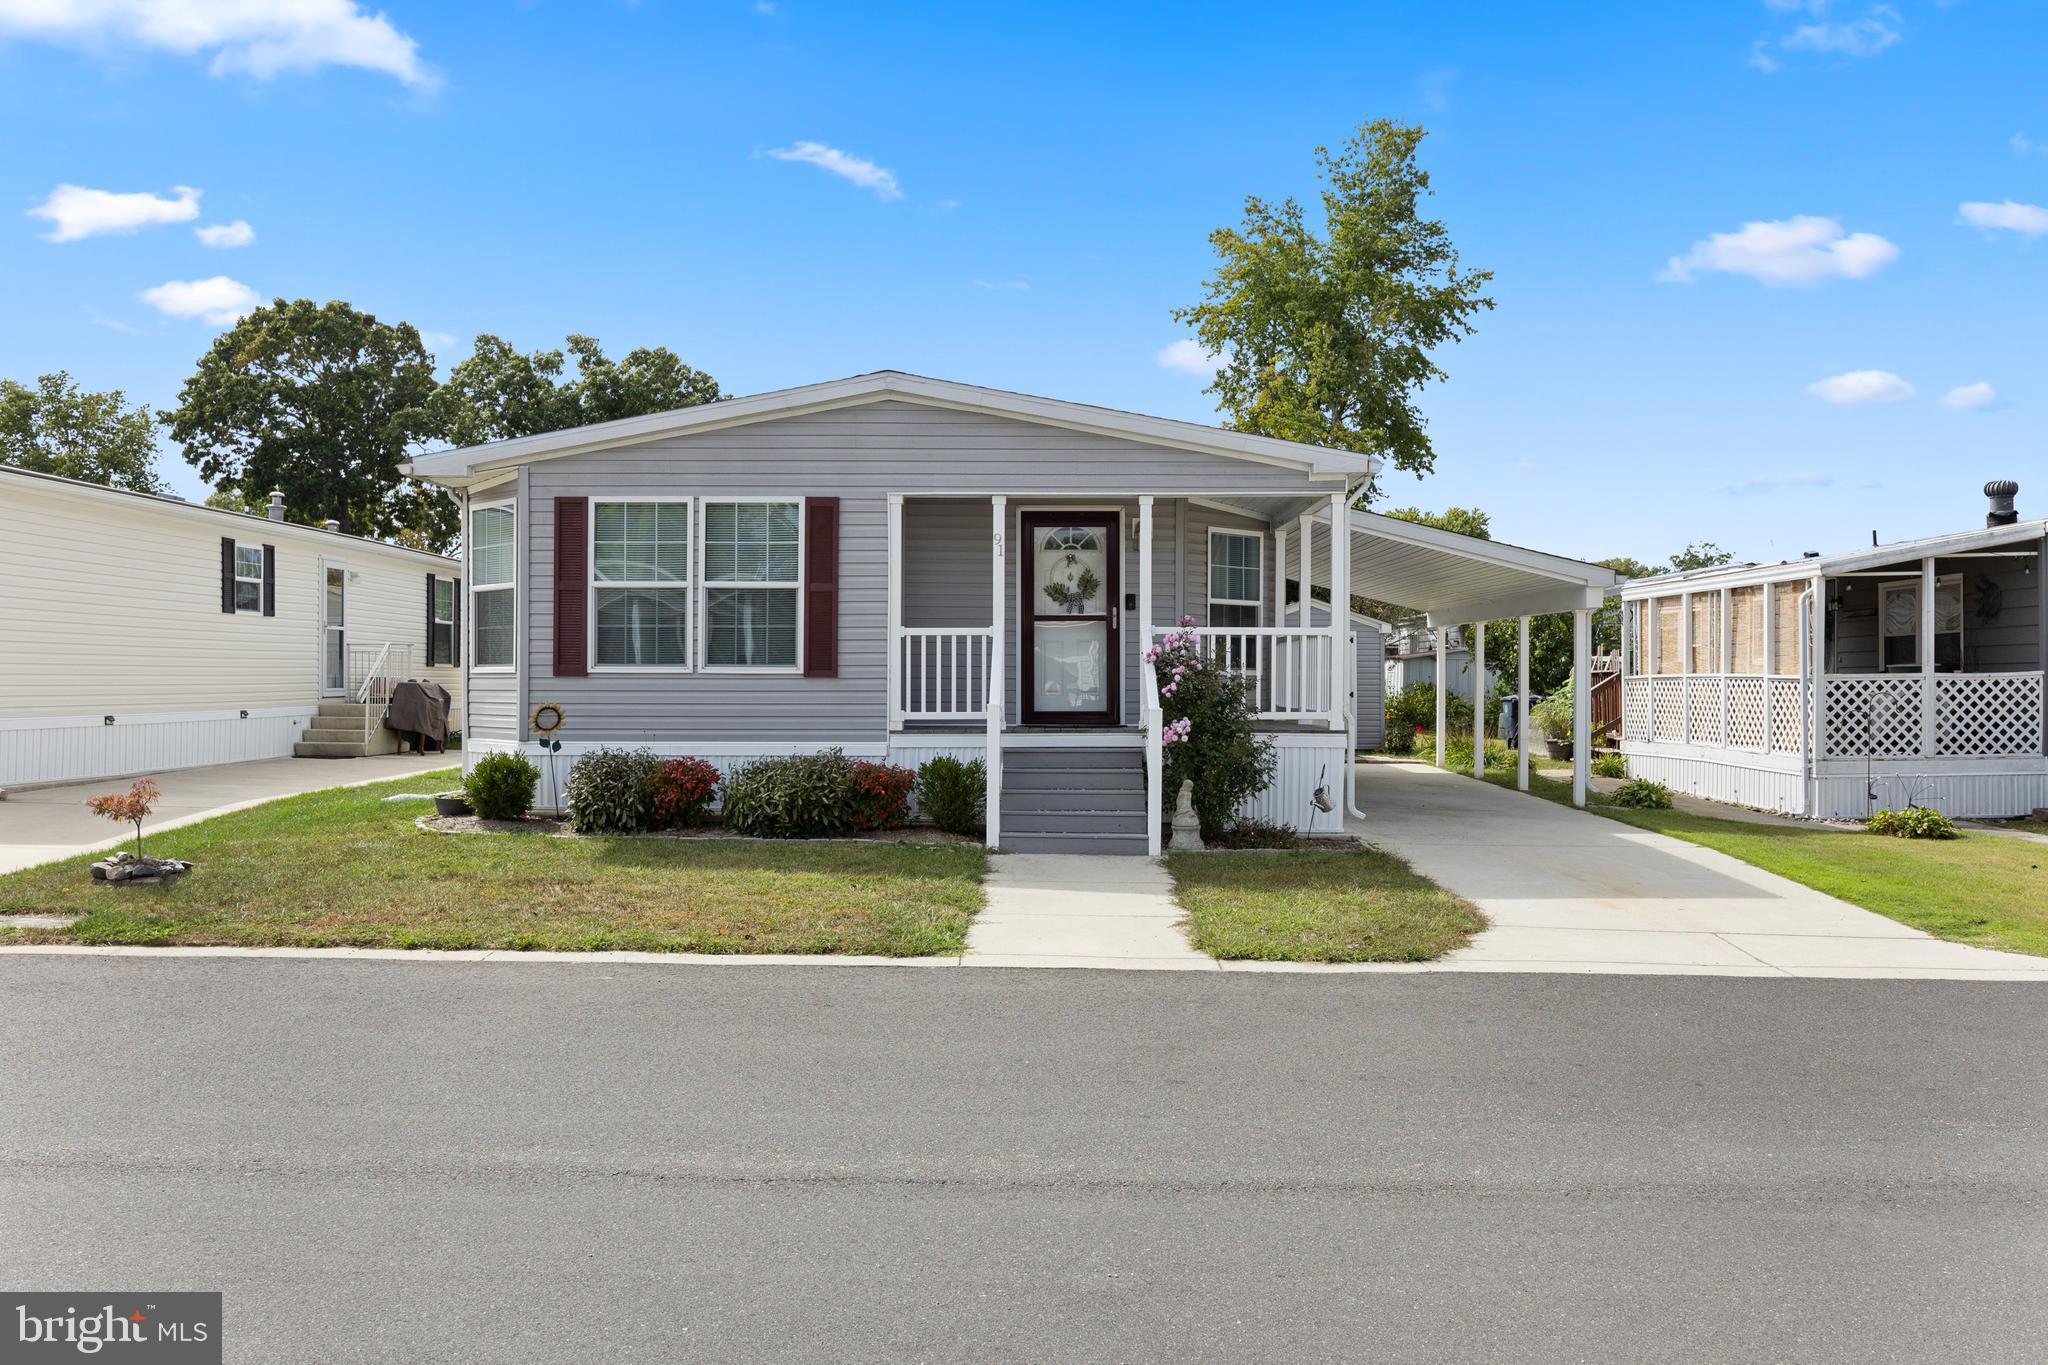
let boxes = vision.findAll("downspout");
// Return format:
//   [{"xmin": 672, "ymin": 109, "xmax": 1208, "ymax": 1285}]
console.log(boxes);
[{"xmin": 1797, "ymin": 585, "xmax": 1815, "ymax": 818}]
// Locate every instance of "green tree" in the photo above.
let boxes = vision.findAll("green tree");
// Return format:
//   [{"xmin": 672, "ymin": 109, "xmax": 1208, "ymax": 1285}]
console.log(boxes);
[
  {"xmin": 1382, "ymin": 505, "xmax": 1491, "ymax": 539},
  {"xmin": 1173, "ymin": 118, "xmax": 1493, "ymax": 497},
  {"xmin": 428, "ymin": 333, "xmax": 722, "ymax": 448},
  {"xmin": 1, "ymin": 371, "xmax": 162, "ymax": 492},
  {"xmin": 165, "ymin": 299, "xmax": 448, "ymax": 547},
  {"xmin": 1669, "ymin": 542, "xmax": 1734, "ymax": 572},
  {"xmin": 203, "ymin": 486, "xmax": 262, "ymax": 515}
]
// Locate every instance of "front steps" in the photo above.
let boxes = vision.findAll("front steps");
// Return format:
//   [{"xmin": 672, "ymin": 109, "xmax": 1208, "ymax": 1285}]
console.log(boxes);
[
  {"xmin": 1000, "ymin": 747, "xmax": 1150, "ymax": 855},
  {"xmin": 292, "ymin": 700, "xmax": 400, "ymax": 759}
]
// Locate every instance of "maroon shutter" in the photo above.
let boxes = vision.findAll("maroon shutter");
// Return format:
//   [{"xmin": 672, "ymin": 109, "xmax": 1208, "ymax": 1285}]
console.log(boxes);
[
  {"xmin": 803, "ymin": 497, "xmax": 839, "ymax": 678},
  {"xmin": 554, "ymin": 497, "xmax": 589, "ymax": 677}
]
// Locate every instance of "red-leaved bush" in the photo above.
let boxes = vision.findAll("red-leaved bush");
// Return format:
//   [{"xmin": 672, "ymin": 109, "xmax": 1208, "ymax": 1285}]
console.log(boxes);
[
  {"xmin": 847, "ymin": 761, "xmax": 915, "ymax": 832},
  {"xmin": 87, "ymin": 779, "xmax": 160, "ymax": 857},
  {"xmin": 646, "ymin": 757, "xmax": 721, "ymax": 830}
]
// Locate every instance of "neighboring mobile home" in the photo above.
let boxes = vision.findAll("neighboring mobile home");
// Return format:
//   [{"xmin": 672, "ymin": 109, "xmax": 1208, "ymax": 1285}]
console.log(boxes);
[
  {"xmin": 405, "ymin": 372, "xmax": 1615, "ymax": 852},
  {"xmin": 0, "ymin": 466, "xmax": 464, "ymax": 787},
  {"xmin": 1617, "ymin": 481, "xmax": 2047, "ymax": 819}
]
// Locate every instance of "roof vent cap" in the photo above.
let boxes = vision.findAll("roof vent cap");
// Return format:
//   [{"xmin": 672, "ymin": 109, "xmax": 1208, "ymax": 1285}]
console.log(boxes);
[{"xmin": 1985, "ymin": 479, "xmax": 2019, "ymax": 528}]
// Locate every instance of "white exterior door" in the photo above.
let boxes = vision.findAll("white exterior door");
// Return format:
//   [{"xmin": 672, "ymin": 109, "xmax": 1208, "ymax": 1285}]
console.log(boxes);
[{"xmin": 320, "ymin": 560, "xmax": 348, "ymax": 696}]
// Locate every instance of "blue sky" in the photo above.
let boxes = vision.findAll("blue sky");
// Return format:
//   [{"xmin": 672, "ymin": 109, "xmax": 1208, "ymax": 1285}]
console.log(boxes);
[{"xmin": 2, "ymin": 0, "xmax": 2041, "ymax": 564}]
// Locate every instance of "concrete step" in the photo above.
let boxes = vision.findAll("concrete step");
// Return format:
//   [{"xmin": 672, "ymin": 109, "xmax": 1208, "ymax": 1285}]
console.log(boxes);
[
  {"xmin": 1001, "ymin": 831, "xmax": 1152, "ymax": 856},
  {"xmin": 300, "ymin": 726, "xmax": 368, "ymax": 744},
  {"xmin": 315, "ymin": 701, "xmax": 379, "ymax": 720},
  {"xmin": 1000, "ymin": 789, "xmax": 1146, "ymax": 814},
  {"xmin": 1002, "ymin": 810, "xmax": 1147, "ymax": 836},
  {"xmin": 293, "ymin": 740, "xmax": 371, "ymax": 758}
]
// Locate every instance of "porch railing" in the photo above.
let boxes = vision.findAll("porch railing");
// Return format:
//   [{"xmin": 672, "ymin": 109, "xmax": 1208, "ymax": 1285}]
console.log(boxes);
[
  {"xmin": 895, "ymin": 629, "xmax": 995, "ymax": 724},
  {"xmin": 1623, "ymin": 670, "xmax": 2046, "ymax": 760},
  {"xmin": 348, "ymin": 642, "xmax": 415, "ymax": 750},
  {"xmin": 1167, "ymin": 626, "xmax": 1337, "ymax": 722}
]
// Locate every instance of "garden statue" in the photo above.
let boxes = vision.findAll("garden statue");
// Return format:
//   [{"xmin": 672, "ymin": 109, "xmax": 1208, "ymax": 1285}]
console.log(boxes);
[{"xmin": 1169, "ymin": 778, "xmax": 1204, "ymax": 852}]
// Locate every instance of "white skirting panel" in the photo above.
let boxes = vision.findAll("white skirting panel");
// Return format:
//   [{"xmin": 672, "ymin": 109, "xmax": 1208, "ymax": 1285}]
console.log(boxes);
[
  {"xmin": 1622, "ymin": 750, "xmax": 1807, "ymax": 815},
  {"xmin": 1813, "ymin": 768, "xmax": 2048, "ymax": 821},
  {"xmin": 886, "ymin": 737, "xmax": 988, "ymax": 770},
  {"xmin": 0, "ymin": 708, "xmax": 314, "ymax": 788},
  {"xmin": 1238, "ymin": 732, "xmax": 1348, "ymax": 834}
]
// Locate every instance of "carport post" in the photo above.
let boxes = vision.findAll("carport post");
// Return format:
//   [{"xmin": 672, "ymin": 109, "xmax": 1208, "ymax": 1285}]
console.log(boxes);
[
  {"xmin": 1434, "ymin": 629, "xmax": 1447, "ymax": 767},
  {"xmin": 1516, "ymin": 616, "xmax": 1531, "ymax": 792},
  {"xmin": 1572, "ymin": 607, "xmax": 1591, "ymax": 808},
  {"xmin": 1471, "ymin": 620, "xmax": 1487, "ymax": 778}
]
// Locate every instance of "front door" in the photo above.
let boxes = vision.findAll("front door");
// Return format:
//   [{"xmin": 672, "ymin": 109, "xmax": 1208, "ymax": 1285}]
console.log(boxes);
[
  {"xmin": 1021, "ymin": 513, "xmax": 1119, "ymax": 725},
  {"xmin": 320, "ymin": 560, "xmax": 347, "ymax": 697}
]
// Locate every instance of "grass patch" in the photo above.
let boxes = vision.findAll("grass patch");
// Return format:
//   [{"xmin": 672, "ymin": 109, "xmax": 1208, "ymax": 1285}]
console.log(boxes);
[
  {"xmin": 1168, "ymin": 849, "xmax": 1486, "ymax": 962},
  {"xmin": 1473, "ymin": 764, "xmax": 2048, "ymax": 958},
  {"xmin": 0, "ymin": 774, "xmax": 986, "ymax": 956}
]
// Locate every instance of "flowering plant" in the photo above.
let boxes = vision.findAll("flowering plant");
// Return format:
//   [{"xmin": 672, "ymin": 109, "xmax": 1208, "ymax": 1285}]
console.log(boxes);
[
  {"xmin": 1146, "ymin": 616, "xmax": 1276, "ymax": 838},
  {"xmin": 86, "ymin": 779, "xmax": 160, "ymax": 858}
]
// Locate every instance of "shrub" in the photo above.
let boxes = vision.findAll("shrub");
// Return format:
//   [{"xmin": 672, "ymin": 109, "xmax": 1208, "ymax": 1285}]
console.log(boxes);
[
  {"xmin": 1533, "ymin": 678, "xmax": 1576, "ymax": 744},
  {"xmin": 849, "ymin": 761, "xmax": 916, "ymax": 831},
  {"xmin": 1380, "ymin": 726, "xmax": 1416, "ymax": 756},
  {"xmin": 464, "ymin": 752, "xmax": 539, "ymax": 821},
  {"xmin": 1386, "ymin": 681, "xmax": 1473, "ymax": 741},
  {"xmin": 647, "ymin": 757, "xmax": 721, "ymax": 830},
  {"xmin": 721, "ymin": 749, "xmax": 858, "ymax": 838},
  {"xmin": 915, "ymin": 756, "xmax": 986, "ymax": 836},
  {"xmin": 1216, "ymin": 818, "xmax": 1300, "ymax": 850},
  {"xmin": 1149, "ymin": 618, "xmax": 1278, "ymax": 839},
  {"xmin": 566, "ymin": 747, "xmax": 657, "ymax": 834},
  {"xmin": 1867, "ymin": 806, "xmax": 1959, "ymax": 840},
  {"xmin": 1592, "ymin": 752, "xmax": 1629, "ymax": 779},
  {"xmin": 1609, "ymin": 777, "xmax": 1672, "ymax": 809}
]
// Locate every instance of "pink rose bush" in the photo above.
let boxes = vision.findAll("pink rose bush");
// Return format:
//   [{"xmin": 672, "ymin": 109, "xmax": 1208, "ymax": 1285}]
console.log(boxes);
[{"xmin": 1146, "ymin": 615, "xmax": 1276, "ymax": 838}]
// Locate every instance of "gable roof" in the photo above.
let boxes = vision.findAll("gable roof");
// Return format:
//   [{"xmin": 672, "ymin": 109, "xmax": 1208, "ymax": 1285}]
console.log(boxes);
[{"xmin": 401, "ymin": 370, "xmax": 1378, "ymax": 487}]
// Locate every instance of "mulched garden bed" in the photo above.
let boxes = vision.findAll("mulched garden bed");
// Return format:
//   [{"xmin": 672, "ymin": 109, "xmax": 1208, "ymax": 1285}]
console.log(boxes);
[{"xmin": 416, "ymin": 813, "xmax": 980, "ymax": 845}]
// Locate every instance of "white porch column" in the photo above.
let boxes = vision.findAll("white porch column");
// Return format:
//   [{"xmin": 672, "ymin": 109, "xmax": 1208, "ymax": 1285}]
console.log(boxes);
[
  {"xmin": 1572, "ymin": 607, "xmax": 1591, "ymax": 807},
  {"xmin": 886, "ymin": 494, "xmax": 904, "ymax": 731},
  {"xmin": 1274, "ymin": 523, "xmax": 1288, "ymax": 619},
  {"xmin": 1516, "ymin": 616, "xmax": 1531, "ymax": 792},
  {"xmin": 986, "ymin": 495, "xmax": 1006, "ymax": 849},
  {"xmin": 1920, "ymin": 555, "xmax": 1937, "ymax": 756},
  {"xmin": 1471, "ymin": 619, "xmax": 1488, "ymax": 777},
  {"xmin": 1297, "ymin": 512, "xmax": 1312, "ymax": 622},
  {"xmin": 1328, "ymin": 492, "xmax": 1349, "ymax": 729},
  {"xmin": 1762, "ymin": 581, "xmax": 1776, "ymax": 750},
  {"xmin": 1434, "ymin": 629, "xmax": 1448, "ymax": 767},
  {"xmin": 1719, "ymin": 585, "xmax": 1732, "ymax": 741},
  {"xmin": 1137, "ymin": 496, "xmax": 1154, "ymax": 647}
]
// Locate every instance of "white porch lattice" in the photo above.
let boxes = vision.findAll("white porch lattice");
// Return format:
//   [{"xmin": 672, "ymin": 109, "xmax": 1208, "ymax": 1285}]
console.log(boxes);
[
  {"xmin": 1650, "ymin": 676, "xmax": 1685, "ymax": 743},
  {"xmin": 1768, "ymin": 677, "xmax": 1802, "ymax": 752},
  {"xmin": 1686, "ymin": 675, "xmax": 1725, "ymax": 747},
  {"xmin": 1725, "ymin": 675, "xmax": 1767, "ymax": 750},
  {"xmin": 1823, "ymin": 676, "xmax": 1929, "ymax": 759},
  {"xmin": 1935, "ymin": 673, "xmax": 2045, "ymax": 758}
]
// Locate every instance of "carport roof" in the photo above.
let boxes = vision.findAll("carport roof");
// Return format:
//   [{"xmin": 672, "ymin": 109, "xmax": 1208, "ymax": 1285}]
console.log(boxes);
[{"xmin": 1226, "ymin": 497, "xmax": 1615, "ymax": 628}]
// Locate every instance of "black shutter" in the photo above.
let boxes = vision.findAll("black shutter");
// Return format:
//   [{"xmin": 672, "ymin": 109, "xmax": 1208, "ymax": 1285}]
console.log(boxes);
[
  {"xmin": 452, "ymin": 579, "xmax": 461, "ymax": 667},
  {"xmin": 426, "ymin": 574, "xmax": 439, "ymax": 665},
  {"xmin": 261, "ymin": 545, "xmax": 276, "ymax": 616},
  {"xmin": 221, "ymin": 538, "xmax": 236, "ymax": 613}
]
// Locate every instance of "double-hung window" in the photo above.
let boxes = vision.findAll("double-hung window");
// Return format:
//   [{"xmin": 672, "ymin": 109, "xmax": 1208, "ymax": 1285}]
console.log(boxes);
[
  {"xmin": 593, "ymin": 501, "xmax": 691, "ymax": 668},
  {"xmin": 231, "ymin": 543, "xmax": 264, "ymax": 613},
  {"xmin": 703, "ymin": 500, "xmax": 801, "ymax": 668},
  {"xmin": 1880, "ymin": 576, "xmax": 1964, "ymax": 672},
  {"xmin": 470, "ymin": 503, "xmax": 515, "ymax": 669},
  {"xmin": 1208, "ymin": 530, "xmax": 1262, "ymax": 628}
]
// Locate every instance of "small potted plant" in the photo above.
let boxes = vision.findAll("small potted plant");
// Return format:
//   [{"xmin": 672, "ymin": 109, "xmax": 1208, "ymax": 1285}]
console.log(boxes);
[{"xmin": 1533, "ymin": 685, "xmax": 1575, "ymax": 760}]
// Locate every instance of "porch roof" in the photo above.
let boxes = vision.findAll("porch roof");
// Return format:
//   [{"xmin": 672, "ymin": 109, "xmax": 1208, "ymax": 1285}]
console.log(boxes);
[
  {"xmin": 1615, "ymin": 518, "xmax": 2048, "ymax": 599},
  {"xmin": 1258, "ymin": 499, "xmax": 1616, "ymax": 628}
]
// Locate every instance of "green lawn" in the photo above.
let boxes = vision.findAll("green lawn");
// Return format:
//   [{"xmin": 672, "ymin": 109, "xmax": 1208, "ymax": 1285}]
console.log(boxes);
[
  {"xmin": 1167, "ymin": 849, "xmax": 1486, "ymax": 962},
  {"xmin": 0, "ymin": 775, "xmax": 986, "ymax": 956},
  {"xmin": 1475, "ymin": 765, "xmax": 2048, "ymax": 958}
]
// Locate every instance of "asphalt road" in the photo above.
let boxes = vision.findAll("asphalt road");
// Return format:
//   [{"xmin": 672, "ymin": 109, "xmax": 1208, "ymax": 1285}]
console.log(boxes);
[{"xmin": 3, "ymin": 959, "xmax": 2045, "ymax": 1364}]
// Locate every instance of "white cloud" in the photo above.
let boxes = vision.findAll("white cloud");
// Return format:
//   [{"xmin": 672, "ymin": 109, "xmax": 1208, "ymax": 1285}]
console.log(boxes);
[
  {"xmin": 1157, "ymin": 340, "xmax": 1226, "ymax": 376},
  {"xmin": 1781, "ymin": 12, "xmax": 1902, "ymax": 58},
  {"xmin": 1941, "ymin": 381, "xmax": 1997, "ymax": 410},
  {"xmin": 2013, "ymin": 133, "xmax": 2043, "ymax": 158},
  {"xmin": 1808, "ymin": 369, "xmax": 1914, "ymax": 405},
  {"xmin": 1414, "ymin": 66, "xmax": 1457, "ymax": 114},
  {"xmin": 195, "ymin": 219, "xmax": 254, "ymax": 247},
  {"xmin": 1958, "ymin": 200, "xmax": 2048, "ymax": 237},
  {"xmin": 29, "ymin": 183, "xmax": 199, "ymax": 241},
  {"xmin": 763, "ymin": 141, "xmax": 902, "ymax": 200},
  {"xmin": 0, "ymin": 0, "xmax": 434, "ymax": 88},
  {"xmin": 1726, "ymin": 470, "xmax": 1831, "ymax": 496},
  {"xmin": 1660, "ymin": 215, "xmax": 1898, "ymax": 285},
  {"xmin": 139, "ymin": 275, "xmax": 260, "ymax": 325}
]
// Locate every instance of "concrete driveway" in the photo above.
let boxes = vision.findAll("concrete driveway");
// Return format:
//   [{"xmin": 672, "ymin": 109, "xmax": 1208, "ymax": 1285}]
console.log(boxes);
[
  {"xmin": 1349, "ymin": 759, "xmax": 2048, "ymax": 980},
  {"xmin": 0, "ymin": 754, "xmax": 457, "ymax": 874}
]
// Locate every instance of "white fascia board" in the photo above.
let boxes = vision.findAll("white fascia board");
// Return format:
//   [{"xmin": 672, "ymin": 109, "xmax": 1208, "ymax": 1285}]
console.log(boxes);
[
  {"xmin": 1424, "ymin": 584, "xmax": 1608, "ymax": 628},
  {"xmin": 401, "ymin": 372, "xmax": 1378, "ymax": 487},
  {"xmin": 1618, "ymin": 519, "xmax": 2048, "ymax": 598},
  {"xmin": 1347, "ymin": 510, "xmax": 1619, "ymax": 589}
]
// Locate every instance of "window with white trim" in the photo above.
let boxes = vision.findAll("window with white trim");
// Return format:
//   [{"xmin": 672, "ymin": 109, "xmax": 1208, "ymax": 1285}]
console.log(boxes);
[
  {"xmin": 1880, "ymin": 576, "xmax": 1963, "ymax": 672},
  {"xmin": 470, "ymin": 504, "xmax": 515, "ymax": 669},
  {"xmin": 1208, "ymin": 530, "xmax": 1262, "ymax": 629},
  {"xmin": 702, "ymin": 500, "xmax": 800, "ymax": 668},
  {"xmin": 593, "ymin": 501, "xmax": 691, "ymax": 668},
  {"xmin": 232, "ymin": 543, "xmax": 263, "ymax": 613},
  {"xmin": 431, "ymin": 578, "xmax": 457, "ymax": 665}
]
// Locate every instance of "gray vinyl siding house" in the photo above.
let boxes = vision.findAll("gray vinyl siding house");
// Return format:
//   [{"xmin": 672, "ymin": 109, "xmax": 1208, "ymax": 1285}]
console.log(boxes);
[{"xmin": 413, "ymin": 372, "xmax": 1615, "ymax": 849}]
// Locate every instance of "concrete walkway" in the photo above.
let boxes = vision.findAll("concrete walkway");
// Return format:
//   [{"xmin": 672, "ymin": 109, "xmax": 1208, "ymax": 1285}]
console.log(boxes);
[
  {"xmin": 1350, "ymin": 759, "xmax": 2048, "ymax": 980},
  {"xmin": 964, "ymin": 853, "xmax": 1208, "ymax": 970},
  {"xmin": 0, "ymin": 753, "xmax": 458, "ymax": 874}
]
